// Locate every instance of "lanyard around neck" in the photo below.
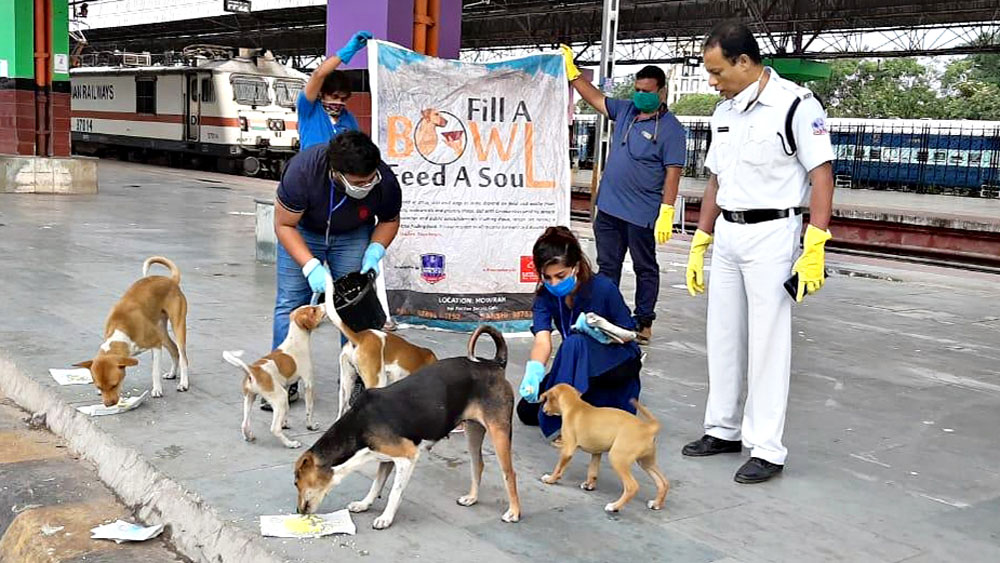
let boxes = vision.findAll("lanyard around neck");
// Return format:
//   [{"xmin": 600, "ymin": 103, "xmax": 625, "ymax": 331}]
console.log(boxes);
[{"xmin": 325, "ymin": 178, "xmax": 348, "ymax": 245}]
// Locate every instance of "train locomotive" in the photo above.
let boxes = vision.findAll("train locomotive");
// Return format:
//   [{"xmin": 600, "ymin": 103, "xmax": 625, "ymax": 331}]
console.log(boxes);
[{"xmin": 70, "ymin": 46, "xmax": 306, "ymax": 177}]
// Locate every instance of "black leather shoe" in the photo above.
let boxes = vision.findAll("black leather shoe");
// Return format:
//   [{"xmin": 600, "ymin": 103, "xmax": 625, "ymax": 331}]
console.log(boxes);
[
  {"xmin": 734, "ymin": 457, "xmax": 784, "ymax": 484},
  {"xmin": 682, "ymin": 435, "xmax": 743, "ymax": 457},
  {"xmin": 260, "ymin": 383, "xmax": 300, "ymax": 411}
]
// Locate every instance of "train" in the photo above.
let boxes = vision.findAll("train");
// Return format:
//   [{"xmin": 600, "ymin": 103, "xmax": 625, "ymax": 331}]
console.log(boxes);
[
  {"xmin": 70, "ymin": 47, "xmax": 307, "ymax": 177},
  {"xmin": 677, "ymin": 116, "xmax": 1000, "ymax": 197},
  {"xmin": 572, "ymin": 113, "xmax": 1000, "ymax": 197}
]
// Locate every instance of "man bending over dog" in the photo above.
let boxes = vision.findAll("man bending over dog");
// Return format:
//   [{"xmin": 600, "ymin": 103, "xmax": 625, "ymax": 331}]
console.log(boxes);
[{"xmin": 268, "ymin": 130, "xmax": 402, "ymax": 410}]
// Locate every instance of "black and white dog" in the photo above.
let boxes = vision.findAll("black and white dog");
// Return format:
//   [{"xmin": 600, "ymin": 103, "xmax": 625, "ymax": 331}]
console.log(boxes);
[{"xmin": 294, "ymin": 325, "xmax": 521, "ymax": 530}]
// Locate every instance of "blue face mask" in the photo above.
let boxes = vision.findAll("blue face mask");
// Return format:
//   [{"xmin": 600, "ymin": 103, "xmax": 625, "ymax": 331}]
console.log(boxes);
[{"xmin": 544, "ymin": 271, "xmax": 577, "ymax": 297}]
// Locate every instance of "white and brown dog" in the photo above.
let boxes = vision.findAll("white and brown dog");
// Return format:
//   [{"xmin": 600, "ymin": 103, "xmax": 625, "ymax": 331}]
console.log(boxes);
[
  {"xmin": 75, "ymin": 256, "xmax": 189, "ymax": 406},
  {"xmin": 323, "ymin": 271, "xmax": 437, "ymax": 418},
  {"xmin": 222, "ymin": 305, "xmax": 326, "ymax": 448}
]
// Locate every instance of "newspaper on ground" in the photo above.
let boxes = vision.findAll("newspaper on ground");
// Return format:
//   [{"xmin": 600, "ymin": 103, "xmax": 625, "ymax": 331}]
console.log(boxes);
[
  {"xmin": 90, "ymin": 520, "xmax": 164, "ymax": 543},
  {"xmin": 76, "ymin": 391, "xmax": 148, "ymax": 416},
  {"xmin": 49, "ymin": 367, "xmax": 93, "ymax": 385},
  {"xmin": 260, "ymin": 511, "xmax": 357, "ymax": 538}
]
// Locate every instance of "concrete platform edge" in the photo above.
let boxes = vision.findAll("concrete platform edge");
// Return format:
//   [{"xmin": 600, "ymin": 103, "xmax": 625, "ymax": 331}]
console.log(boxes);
[{"xmin": 0, "ymin": 355, "xmax": 283, "ymax": 563}]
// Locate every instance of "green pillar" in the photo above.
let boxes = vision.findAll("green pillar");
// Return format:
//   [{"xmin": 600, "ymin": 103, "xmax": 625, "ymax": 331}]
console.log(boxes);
[{"xmin": 0, "ymin": 0, "xmax": 70, "ymax": 157}]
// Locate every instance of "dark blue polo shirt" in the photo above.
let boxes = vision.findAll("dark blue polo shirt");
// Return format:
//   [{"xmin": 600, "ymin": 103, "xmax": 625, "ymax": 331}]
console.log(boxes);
[
  {"xmin": 276, "ymin": 144, "xmax": 401, "ymax": 236},
  {"xmin": 597, "ymin": 98, "xmax": 687, "ymax": 228}
]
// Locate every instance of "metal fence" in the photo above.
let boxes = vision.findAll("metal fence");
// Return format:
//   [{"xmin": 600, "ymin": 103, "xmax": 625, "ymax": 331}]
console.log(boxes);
[{"xmin": 681, "ymin": 120, "xmax": 1000, "ymax": 198}]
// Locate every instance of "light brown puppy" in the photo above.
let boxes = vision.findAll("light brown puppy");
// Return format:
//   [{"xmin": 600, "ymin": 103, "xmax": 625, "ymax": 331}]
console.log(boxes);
[
  {"xmin": 222, "ymin": 305, "xmax": 326, "ymax": 448},
  {"xmin": 76, "ymin": 256, "xmax": 189, "ymax": 406},
  {"xmin": 539, "ymin": 384, "xmax": 669, "ymax": 512},
  {"xmin": 324, "ymin": 271, "xmax": 438, "ymax": 418}
]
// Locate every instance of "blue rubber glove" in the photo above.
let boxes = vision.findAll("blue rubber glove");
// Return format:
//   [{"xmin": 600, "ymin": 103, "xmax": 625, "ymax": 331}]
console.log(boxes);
[
  {"xmin": 519, "ymin": 361, "xmax": 546, "ymax": 403},
  {"xmin": 302, "ymin": 258, "xmax": 328, "ymax": 294},
  {"xmin": 361, "ymin": 242, "xmax": 386, "ymax": 275},
  {"xmin": 572, "ymin": 312, "xmax": 613, "ymax": 344},
  {"xmin": 337, "ymin": 31, "xmax": 373, "ymax": 64}
]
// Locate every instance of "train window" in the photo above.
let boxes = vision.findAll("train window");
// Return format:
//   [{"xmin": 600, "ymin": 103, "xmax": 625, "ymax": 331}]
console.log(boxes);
[
  {"xmin": 135, "ymin": 77, "xmax": 156, "ymax": 114},
  {"xmin": 201, "ymin": 78, "xmax": 216, "ymax": 103},
  {"xmin": 274, "ymin": 79, "xmax": 304, "ymax": 108},
  {"xmin": 916, "ymin": 150, "xmax": 928, "ymax": 162},
  {"xmin": 969, "ymin": 151, "xmax": 982, "ymax": 165},
  {"xmin": 934, "ymin": 151, "xmax": 946, "ymax": 163},
  {"xmin": 868, "ymin": 148, "xmax": 881, "ymax": 160},
  {"xmin": 231, "ymin": 75, "xmax": 271, "ymax": 106}
]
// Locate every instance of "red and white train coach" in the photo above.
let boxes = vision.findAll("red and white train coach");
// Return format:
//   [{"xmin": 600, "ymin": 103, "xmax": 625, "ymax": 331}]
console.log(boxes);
[{"xmin": 70, "ymin": 49, "xmax": 307, "ymax": 177}]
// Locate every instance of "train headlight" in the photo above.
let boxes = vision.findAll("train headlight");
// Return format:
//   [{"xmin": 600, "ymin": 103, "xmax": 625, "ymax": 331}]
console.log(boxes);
[
  {"xmin": 238, "ymin": 117, "xmax": 249, "ymax": 131},
  {"xmin": 267, "ymin": 119, "xmax": 285, "ymax": 132}
]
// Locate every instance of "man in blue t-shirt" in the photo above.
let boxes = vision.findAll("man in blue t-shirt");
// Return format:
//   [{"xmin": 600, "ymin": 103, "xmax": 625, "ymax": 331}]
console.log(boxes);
[
  {"xmin": 263, "ymin": 130, "xmax": 401, "ymax": 410},
  {"xmin": 561, "ymin": 46, "xmax": 687, "ymax": 345},
  {"xmin": 296, "ymin": 31, "xmax": 370, "ymax": 150}
]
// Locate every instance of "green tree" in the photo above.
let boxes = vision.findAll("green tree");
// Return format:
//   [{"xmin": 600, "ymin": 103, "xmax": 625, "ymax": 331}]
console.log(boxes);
[
  {"xmin": 806, "ymin": 58, "xmax": 943, "ymax": 119},
  {"xmin": 670, "ymin": 93, "xmax": 720, "ymax": 116},
  {"xmin": 575, "ymin": 79, "xmax": 636, "ymax": 114},
  {"xmin": 940, "ymin": 35, "xmax": 1000, "ymax": 120}
]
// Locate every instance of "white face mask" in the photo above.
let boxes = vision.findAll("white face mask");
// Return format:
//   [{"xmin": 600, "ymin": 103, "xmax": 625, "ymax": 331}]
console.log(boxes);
[
  {"xmin": 337, "ymin": 170, "xmax": 381, "ymax": 200},
  {"xmin": 733, "ymin": 68, "xmax": 767, "ymax": 111}
]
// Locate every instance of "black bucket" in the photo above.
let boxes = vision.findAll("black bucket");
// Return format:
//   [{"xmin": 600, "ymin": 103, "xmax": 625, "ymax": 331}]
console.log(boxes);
[{"xmin": 332, "ymin": 271, "xmax": 387, "ymax": 332}]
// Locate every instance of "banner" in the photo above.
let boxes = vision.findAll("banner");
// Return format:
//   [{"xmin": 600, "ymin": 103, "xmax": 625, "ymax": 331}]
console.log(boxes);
[{"xmin": 369, "ymin": 41, "xmax": 571, "ymax": 332}]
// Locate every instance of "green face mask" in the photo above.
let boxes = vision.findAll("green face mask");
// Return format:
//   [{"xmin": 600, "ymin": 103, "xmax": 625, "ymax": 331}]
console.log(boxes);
[{"xmin": 633, "ymin": 91, "xmax": 661, "ymax": 113}]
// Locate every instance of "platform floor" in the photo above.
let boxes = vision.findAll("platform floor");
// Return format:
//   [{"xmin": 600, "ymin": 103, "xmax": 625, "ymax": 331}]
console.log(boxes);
[{"xmin": 1, "ymin": 160, "xmax": 999, "ymax": 562}]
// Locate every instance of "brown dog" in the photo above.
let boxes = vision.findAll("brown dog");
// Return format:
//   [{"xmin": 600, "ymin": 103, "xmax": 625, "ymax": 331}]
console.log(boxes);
[
  {"xmin": 539, "ymin": 384, "xmax": 669, "ymax": 512},
  {"xmin": 323, "ymin": 270, "xmax": 437, "ymax": 418},
  {"xmin": 76, "ymin": 256, "xmax": 189, "ymax": 406}
]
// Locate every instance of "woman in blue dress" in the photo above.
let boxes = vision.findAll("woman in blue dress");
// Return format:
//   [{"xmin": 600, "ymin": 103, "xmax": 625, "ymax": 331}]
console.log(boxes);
[{"xmin": 517, "ymin": 226, "xmax": 643, "ymax": 439}]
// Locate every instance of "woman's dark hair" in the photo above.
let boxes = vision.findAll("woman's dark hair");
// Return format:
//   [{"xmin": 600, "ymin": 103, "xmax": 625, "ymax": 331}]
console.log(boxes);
[
  {"xmin": 327, "ymin": 130, "xmax": 381, "ymax": 176},
  {"xmin": 320, "ymin": 70, "xmax": 352, "ymax": 97},
  {"xmin": 703, "ymin": 20, "xmax": 761, "ymax": 65},
  {"xmin": 635, "ymin": 65, "xmax": 666, "ymax": 89},
  {"xmin": 532, "ymin": 226, "xmax": 593, "ymax": 295}
]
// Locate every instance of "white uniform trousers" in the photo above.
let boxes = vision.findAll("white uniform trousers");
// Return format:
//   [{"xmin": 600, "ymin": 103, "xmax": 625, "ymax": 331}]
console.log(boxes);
[{"xmin": 704, "ymin": 214, "xmax": 801, "ymax": 465}]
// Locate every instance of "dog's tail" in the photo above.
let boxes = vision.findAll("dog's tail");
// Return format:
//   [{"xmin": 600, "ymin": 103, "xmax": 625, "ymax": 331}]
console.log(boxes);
[
  {"xmin": 143, "ymin": 256, "xmax": 181, "ymax": 284},
  {"xmin": 467, "ymin": 325, "xmax": 507, "ymax": 366},
  {"xmin": 323, "ymin": 270, "xmax": 361, "ymax": 345},
  {"xmin": 631, "ymin": 399, "xmax": 661, "ymax": 432},
  {"xmin": 222, "ymin": 350, "xmax": 253, "ymax": 376}
]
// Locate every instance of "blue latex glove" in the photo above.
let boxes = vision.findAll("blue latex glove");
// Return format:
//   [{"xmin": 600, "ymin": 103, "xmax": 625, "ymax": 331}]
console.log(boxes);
[
  {"xmin": 361, "ymin": 242, "xmax": 386, "ymax": 275},
  {"xmin": 302, "ymin": 258, "xmax": 328, "ymax": 294},
  {"xmin": 337, "ymin": 31, "xmax": 373, "ymax": 64},
  {"xmin": 519, "ymin": 361, "xmax": 546, "ymax": 403},
  {"xmin": 572, "ymin": 312, "xmax": 613, "ymax": 344}
]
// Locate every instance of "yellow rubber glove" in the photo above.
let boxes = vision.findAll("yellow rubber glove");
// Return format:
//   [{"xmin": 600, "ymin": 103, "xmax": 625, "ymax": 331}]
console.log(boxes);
[
  {"xmin": 686, "ymin": 229, "xmax": 713, "ymax": 296},
  {"xmin": 792, "ymin": 224, "xmax": 833, "ymax": 302},
  {"xmin": 559, "ymin": 44, "xmax": 582, "ymax": 82},
  {"xmin": 654, "ymin": 204, "xmax": 675, "ymax": 244}
]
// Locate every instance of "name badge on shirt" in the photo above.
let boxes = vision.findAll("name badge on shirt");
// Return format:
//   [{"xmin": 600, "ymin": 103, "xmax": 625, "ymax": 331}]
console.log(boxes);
[{"xmin": 641, "ymin": 131, "xmax": 653, "ymax": 140}]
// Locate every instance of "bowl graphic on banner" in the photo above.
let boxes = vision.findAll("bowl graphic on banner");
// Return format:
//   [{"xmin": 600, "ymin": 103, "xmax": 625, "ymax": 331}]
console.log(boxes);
[{"xmin": 415, "ymin": 109, "xmax": 468, "ymax": 165}]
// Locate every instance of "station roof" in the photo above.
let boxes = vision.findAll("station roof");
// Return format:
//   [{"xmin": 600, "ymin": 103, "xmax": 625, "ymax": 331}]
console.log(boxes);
[{"xmin": 78, "ymin": 0, "xmax": 1000, "ymax": 58}]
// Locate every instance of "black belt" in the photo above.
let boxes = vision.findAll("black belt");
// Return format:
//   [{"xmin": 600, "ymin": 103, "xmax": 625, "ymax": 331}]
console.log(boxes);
[{"xmin": 721, "ymin": 207, "xmax": 805, "ymax": 225}]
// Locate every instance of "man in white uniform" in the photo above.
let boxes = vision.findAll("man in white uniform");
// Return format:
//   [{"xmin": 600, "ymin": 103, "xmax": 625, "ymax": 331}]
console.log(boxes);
[{"xmin": 681, "ymin": 21, "xmax": 835, "ymax": 484}]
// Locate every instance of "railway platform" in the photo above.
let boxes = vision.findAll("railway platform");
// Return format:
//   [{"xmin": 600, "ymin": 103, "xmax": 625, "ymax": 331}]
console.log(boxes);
[{"xmin": 1, "ymin": 160, "xmax": 999, "ymax": 562}]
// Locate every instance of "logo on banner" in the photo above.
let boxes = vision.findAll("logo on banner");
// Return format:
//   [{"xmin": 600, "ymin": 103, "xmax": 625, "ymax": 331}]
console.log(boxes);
[
  {"xmin": 520, "ymin": 256, "xmax": 538, "ymax": 284},
  {"xmin": 421, "ymin": 253, "xmax": 447, "ymax": 284},
  {"xmin": 414, "ymin": 109, "xmax": 468, "ymax": 165}
]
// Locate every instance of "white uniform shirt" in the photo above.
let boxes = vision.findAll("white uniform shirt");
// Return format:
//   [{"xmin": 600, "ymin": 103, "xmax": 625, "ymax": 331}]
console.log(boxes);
[{"xmin": 705, "ymin": 68, "xmax": 834, "ymax": 211}]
